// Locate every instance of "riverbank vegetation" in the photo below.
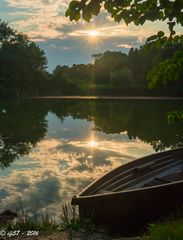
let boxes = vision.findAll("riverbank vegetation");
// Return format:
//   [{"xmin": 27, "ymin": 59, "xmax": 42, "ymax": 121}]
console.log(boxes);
[
  {"xmin": 1, "ymin": 201, "xmax": 183, "ymax": 240},
  {"xmin": 145, "ymin": 219, "xmax": 183, "ymax": 240},
  {"xmin": 0, "ymin": 19, "xmax": 183, "ymax": 98}
]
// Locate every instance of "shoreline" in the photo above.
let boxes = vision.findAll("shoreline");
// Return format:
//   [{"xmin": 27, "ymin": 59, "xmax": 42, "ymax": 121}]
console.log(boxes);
[{"xmin": 30, "ymin": 96, "xmax": 183, "ymax": 100}]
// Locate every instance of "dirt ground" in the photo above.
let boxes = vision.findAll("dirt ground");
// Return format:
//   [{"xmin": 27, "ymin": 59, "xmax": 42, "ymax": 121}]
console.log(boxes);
[{"xmin": 0, "ymin": 231, "xmax": 142, "ymax": 240}]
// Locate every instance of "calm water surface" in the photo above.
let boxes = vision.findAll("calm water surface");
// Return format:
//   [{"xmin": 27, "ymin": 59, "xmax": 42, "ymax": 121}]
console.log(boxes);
[{"xmin": 0, "ymin": 99, "xmax": 183, "ymax": 219}]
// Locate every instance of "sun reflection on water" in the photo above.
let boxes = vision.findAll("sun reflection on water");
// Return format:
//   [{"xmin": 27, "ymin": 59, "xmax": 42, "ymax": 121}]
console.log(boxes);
[{"xmin": 88, "ymin": 130, "xmax": 99, "ymax": 148}]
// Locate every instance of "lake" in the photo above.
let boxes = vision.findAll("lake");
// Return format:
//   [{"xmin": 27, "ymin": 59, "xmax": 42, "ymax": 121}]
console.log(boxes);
[{"xmin": 0, "ymin": 98, "xmax": 183, "ymax": 220}]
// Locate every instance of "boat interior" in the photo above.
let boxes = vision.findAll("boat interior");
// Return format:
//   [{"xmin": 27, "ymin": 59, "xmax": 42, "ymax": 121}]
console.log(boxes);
[{"xmin": 91, "ymin": 154, "xmax": 183, "ymax": 195}]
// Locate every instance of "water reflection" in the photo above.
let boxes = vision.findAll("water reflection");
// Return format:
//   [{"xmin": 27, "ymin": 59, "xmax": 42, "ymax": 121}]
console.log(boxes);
[
  {"xmin": 0, "ymin": 99, "xmax": 183, "ymax": 218},
  {"xmin": 0, "ymin": 101, "xmax": 47, "ymax": 168}
]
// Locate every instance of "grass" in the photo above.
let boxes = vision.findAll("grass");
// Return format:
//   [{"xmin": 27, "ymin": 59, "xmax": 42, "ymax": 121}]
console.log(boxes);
[
  {"xmin": 144, "ymin": 219, "xmax": 183, "ymax": 240},
  {"xmin": 1, "ymin": 199, "xmax": 183, "ymax": 239},
  {"xmin": 1, "ymin": 199, "xmax": 59, "ymax": 232},
  {"xmin": 60, "ymin": 202, "xmax": 81, "ymax": 230},
  {"xmin": 60, "ymin": 202, "xmax": 97, "ymax": 232},
  {"xmin": 0, "ymin": 199, "xmax": 94, "ymax": 234},
  {"xmin": 144, "ymin": 206, "xmax": 183, "ymax": 240}
]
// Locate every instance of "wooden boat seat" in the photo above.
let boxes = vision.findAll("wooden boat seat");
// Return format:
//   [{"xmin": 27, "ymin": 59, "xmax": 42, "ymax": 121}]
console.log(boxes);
[
  {"xmin": 97, "ymin": 189, "xmax": 113, "ymax": 194},
  {"xmin": 133, "ymin": 161, "xmax": 155, "ymax": 173},
  {"xmin": 113, "ymin": 160, "xmax": 182, "ymax": 191},
  {"xmin": 154, "ymin": 177, "xmax": 172, "ymax": 183},
  {"xmin": 142, "ymin": 177, "xmax": 172, "ymax": 188}
]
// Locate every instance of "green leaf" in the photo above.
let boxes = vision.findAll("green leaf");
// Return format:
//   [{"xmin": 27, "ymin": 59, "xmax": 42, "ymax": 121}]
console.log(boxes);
[
  {"xmin": 82, "ymin": 6, "xmax": 92, "ymax": 22},
  {"xmin": 90, "ymin": 2, "xmax": 101, "ymax": 16},
  {"xmin": 104, "ymin": 2, "xmax": 113, "ymax": 12},
  {"xmin": 146, "ymin": 34, "xmax": 158, "ymax": 43},
  {"xmin": 69, "ymin": 1, "xmax": 80, "ymax": 9},
  {"xmin": 114, "ymin": 14, "xmax": 121, "ymax": 23},
  {"xmin": 138, "ymin": 16, "xmax": 146, "ymax": 25},
  {"xmin": 173, "ymin": 35, "xmax": 180, "ymax": 43},
  {"xmin": 65, "ymin": 9, "xmax": 72, "ymax": 17},
  {"xmin": 157, "ymin": 31, "xmax": 164, "ymax": 38},
  {"xmin": 134, "ymin": 18, "xmax": 139, "ymax": 25},
  {"xmin": 74, "ymin": 11, "xmax": 81, "ymax": 21}
]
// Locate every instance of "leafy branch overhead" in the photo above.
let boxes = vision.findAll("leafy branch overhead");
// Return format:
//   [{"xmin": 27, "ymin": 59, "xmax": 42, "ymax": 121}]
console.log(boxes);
[{"xmin": 66, "ymin": 0, "xmax": 183, "ymax": 35}]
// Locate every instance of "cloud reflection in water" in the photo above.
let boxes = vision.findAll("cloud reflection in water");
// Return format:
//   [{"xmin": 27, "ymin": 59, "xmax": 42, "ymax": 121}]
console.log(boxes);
[{"xmin": 0, "ymin": 113, "xmax": 154, "ymax": 219}]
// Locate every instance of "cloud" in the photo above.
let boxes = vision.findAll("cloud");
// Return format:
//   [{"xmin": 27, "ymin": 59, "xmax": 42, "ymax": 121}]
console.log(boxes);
[
  {"xmin": 2, "ymin": 1, "xmax": 175, "ymax": 72},
  {"xmin": 117, "ymin": 43, "xmax": 133, "ymax": 49},
  {"xmin": 5, "ymin": 0, "xmax": 165, "ymax": 42},
  {"xmin": 6, "ymin": 0, "xmax": 70, "ymax": 40}
]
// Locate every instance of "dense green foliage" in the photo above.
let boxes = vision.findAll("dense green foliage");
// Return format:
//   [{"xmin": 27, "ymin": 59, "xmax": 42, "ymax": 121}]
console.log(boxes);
[
  {"xmin": 0, "ymin": 20, "xmax": 50, "ymax": 98},
  {"xmin": 51, "ymin": 39, "xmax": 183, "ymax": 96},
  {"xmin": 146, "ymin": 34, "xmax": 183, "ymax": 89},
  {"xmin": 51, "ymin": 64, "xmax": 92, "ymax": 95}
]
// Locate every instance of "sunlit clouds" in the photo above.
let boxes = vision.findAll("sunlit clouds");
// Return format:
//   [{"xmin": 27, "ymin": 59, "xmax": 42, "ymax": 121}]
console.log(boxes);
[
  {"xmin": 0, "ymin": 0, "xmax": 174, "ymax": 69},
  {"xmin": 67, "ymin": 23, "xmax": 157, "ymax": 40},
  {"xmin": 4, "ymin": 0, "xmax": 168, "ymax": 42},
  {"xmin": 117, "ymin": 43, "xmax": 134, "ymax": 49},
  {"xmin": 6, "ymin": 0, "xmax": 70, "ymax": 40}
]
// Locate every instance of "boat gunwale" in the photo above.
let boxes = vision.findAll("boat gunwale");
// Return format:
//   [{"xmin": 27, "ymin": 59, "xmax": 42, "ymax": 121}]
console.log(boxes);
[{"xmin": 72, "ymin": 179, "xmax": 183, "ymax": 202}]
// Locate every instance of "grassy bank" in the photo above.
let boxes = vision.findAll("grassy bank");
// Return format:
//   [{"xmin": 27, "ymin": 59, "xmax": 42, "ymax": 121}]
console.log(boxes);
[
  {"xmin": 1, "ymin": 218, "xmax": 183, "ymax": 240},
  {"xmin": 144, "ymin": 218, "xmax": 183, "ymax": 240},
  {"xmin": 1, "ymin": 202, "xmax": 183, "ymax": 239}
]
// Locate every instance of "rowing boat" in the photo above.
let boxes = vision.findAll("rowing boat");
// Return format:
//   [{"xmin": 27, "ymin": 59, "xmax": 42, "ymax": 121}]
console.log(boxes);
[{"xmin": 71, "ymin": 148, "xmax": 183, "ymax": 235}]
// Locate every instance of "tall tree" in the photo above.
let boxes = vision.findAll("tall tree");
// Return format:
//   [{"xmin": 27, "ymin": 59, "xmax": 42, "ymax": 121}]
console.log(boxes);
[{"xmin": 0, "ymin": 19, "xmax": 48, "ymax": 97}]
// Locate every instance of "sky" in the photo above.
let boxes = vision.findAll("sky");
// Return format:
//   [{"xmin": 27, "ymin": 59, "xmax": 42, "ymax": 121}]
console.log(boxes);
[{"xmin": 0, "ymin": 0, "xmax": 180, "ymax": 72}]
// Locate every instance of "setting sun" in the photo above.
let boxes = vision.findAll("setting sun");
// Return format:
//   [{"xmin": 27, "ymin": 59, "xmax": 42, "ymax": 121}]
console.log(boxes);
[
  {"xmin": 88, "ymin": 140, "xmax": 98, "ymax": 147},
  {"xmin": 88, "ymin": 30, "xmax": 100, "ymax": 37}
]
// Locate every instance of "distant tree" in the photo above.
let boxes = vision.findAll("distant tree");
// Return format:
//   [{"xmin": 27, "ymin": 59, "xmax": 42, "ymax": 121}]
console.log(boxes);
[
  {"xmin": 110, "ymin": 67, "xmax": 134, "ymax": 87},
  {"xmin": 92, "ymin": 51, "xmax": 128, "ymax": 84},
  {"xmin": 51, "ymin": 65, "xmax": 84, "ymax": 95}
]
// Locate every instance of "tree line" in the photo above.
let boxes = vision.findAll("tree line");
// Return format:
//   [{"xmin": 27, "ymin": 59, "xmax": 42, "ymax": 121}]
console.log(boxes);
[{"xmin": 0, "ymin": 19, "xmax": 183, "ymax": 98}]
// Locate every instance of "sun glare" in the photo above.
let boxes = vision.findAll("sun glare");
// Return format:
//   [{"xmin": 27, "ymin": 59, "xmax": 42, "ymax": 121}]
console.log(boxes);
[
  {"xmin": 88, "ymin": 30, "xmax": 100, "ymax": 37},
  {"xmin": 88, "ymin": 140, "xmax": 98, "ymax": 147}
]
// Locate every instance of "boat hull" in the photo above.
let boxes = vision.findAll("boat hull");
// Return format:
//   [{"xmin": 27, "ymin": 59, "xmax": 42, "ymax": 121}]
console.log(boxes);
[
  {"xmin": 75, "ymin": 181, "xmax": 183, "ymax": 234},
  {"xmin": 72, "ymin": 148, "xmax": 183, "ymax": 235}
]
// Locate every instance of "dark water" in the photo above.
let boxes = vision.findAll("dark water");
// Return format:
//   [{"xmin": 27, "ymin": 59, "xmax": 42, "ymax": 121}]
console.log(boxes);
[{"xmin": 0, "ymin": 99, "xmax": 183, "ymax": 219}]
